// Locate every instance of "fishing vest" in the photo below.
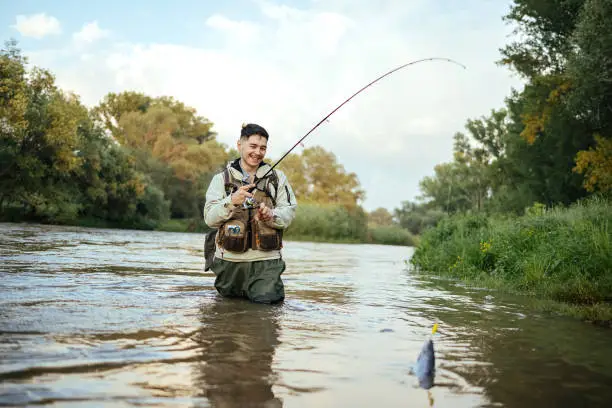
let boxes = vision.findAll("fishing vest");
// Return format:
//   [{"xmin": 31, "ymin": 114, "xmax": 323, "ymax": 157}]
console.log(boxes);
[{"xmin": 216, "ymin": 166, "xmax": 283, "ymax": 253}]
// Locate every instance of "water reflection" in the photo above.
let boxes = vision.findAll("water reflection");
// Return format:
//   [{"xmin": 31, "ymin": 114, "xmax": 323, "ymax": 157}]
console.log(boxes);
[{"xmin": 194, "ymin": 297, "xmax": 283, "ymax": 408}]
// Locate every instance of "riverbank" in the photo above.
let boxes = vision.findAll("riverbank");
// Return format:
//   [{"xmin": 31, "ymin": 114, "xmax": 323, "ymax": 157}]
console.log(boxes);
[
  {"xmin": 1, "ymin": 203, "xmax": 417, "ymax": 247},
  {"xmin": 408, "ymin": 196, "xmax": 612, "ymax": 326}
]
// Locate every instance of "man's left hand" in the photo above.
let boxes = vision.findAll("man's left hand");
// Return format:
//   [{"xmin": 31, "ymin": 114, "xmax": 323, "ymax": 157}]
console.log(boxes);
[{"xmin": 256, "ymin": 203, "xmax": 273, "ymax": 222}]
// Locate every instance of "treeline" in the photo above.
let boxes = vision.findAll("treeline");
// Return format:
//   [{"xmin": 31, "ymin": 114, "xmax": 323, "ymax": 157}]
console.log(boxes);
[
  {"xmin": 0, "ymin": 39, "xmax": 229, "ymax": 230},
  {"xmin": 410, "ymin": 0, "xmax": 611, "ymax": 215},
  {"xmin": 0, "ymin": 38, "xmax": 415, "ymax": 245},
  {"xmin": 4, "ymin": 0, "xmax": 610, "ymax": 252},
  {"xmin": 409, "ymin": 0, "xmax": 612, "ymax": 322}
]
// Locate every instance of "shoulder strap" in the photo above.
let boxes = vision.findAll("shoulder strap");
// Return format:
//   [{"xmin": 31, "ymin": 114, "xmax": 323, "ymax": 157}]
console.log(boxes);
[
  {"xmin": 260, "ymin": 169, "xmax": 280, "ymax": 206},
  {"xmin": 222, "ymin": 167, "xmax": 238, "ymax": 196}
]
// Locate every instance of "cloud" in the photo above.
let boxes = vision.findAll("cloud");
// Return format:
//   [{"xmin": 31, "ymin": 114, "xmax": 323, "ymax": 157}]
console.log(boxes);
[
  {"xmin": 205, "ymin": 14, "xmax": 261, "ymax": 44},
  {"xmin": 12, "ymin": 13, "xmax": 61, "ymax": 39},
  {"xmin": 23, "ymin": 1, "xmax": 525, "ymax": 211},
  {"xmin": 73, "ymin": 21, "xmax": 110, "ymax": 46}
]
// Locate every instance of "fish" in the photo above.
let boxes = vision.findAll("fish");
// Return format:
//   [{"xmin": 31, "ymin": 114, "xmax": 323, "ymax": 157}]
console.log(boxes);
[{"xmin": 411, "ymin": 323, "xmax": 438, "ymax": 390}]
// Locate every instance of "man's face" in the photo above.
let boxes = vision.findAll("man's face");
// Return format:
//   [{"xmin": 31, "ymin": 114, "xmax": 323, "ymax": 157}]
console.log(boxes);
[{"xmin": 237, "ymin": 134, "xmax": 268, "ymax": 169}]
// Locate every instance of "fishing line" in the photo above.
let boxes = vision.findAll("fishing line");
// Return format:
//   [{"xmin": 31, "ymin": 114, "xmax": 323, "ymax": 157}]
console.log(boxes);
[{"xmin": 253, "ymin": 56, "xmax": 467, "ymax": 187}]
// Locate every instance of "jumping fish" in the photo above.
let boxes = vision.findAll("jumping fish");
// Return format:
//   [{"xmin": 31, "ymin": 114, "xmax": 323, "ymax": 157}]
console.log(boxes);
[{"xmin": 411, "ymin": 323, "xmax": 438, "ymax": 390}]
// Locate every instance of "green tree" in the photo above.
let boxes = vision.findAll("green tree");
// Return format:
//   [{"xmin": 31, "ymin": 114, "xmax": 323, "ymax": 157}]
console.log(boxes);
[
  {"xmin": 0, "ymin": 40, "xmax": 170, "ymax": 227},
  {"xmin": 492, "ymin": 0, "xmax": 609, "ymax": 205},
  {"xmin": 498, "ymin": 0, "xmax": 585, "ymax": 79},
  {"xmin": 566, "ymin": 0, "xmax": 612, "ymax": 193},
  {"xmin": 418, "ymin": 110, "xmax": 508, "ymax": 213},
  {"xmin": 393, "ymin": 200, "xmax": 445, "ymax": 235},
  {"xmin": 0, "ymin": 40, "xmax": 89, "ymax": 220}
]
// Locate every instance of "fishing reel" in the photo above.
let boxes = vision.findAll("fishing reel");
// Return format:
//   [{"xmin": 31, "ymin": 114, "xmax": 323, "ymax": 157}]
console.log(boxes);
[
  {"xmin": 243, "ymin": 196, "xmax": 257, "ymax": 209},
  {"xmin": 242, "ymin": 177, "xmax": 266, "ymax": 209}
]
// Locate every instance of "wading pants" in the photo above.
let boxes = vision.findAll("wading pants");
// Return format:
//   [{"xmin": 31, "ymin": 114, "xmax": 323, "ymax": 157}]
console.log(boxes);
[{"xmin": 210, "ymin": 257, "xmax": 286, "ymax": 304}]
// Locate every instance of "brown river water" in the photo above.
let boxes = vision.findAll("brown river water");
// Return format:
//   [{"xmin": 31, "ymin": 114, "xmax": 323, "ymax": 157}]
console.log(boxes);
[{"xmin": 1, "ymin": 222, "xmax": 611, "ymax": 407}]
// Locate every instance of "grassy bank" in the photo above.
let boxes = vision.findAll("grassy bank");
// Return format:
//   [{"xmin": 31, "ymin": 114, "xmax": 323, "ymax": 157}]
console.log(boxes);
[{"xmin": 408, "ymin": 196, "xmax": 612, "ymax": 325}]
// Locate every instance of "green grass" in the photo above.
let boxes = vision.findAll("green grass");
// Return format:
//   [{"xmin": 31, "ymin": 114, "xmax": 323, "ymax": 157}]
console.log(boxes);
[{"xmin": 408, "ymin": 196, "xmax": 612, "ymax": 324}]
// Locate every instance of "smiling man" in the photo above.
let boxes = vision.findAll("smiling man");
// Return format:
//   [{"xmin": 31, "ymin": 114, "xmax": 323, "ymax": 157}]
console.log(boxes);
[{"xmin": 203, "ymin": 123, "xmax": 298, "ymax": 304}]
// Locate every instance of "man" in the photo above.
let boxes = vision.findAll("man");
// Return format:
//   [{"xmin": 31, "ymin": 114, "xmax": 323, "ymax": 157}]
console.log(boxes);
[{"xmin": 203, "ymin": 123, "xmax": 297, "ymax": 304}]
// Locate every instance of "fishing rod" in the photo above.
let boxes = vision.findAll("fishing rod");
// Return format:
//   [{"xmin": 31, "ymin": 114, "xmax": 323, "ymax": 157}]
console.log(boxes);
[{"xmin": 254, "ymin": 56, "xmax": 467, "ymax": 185}]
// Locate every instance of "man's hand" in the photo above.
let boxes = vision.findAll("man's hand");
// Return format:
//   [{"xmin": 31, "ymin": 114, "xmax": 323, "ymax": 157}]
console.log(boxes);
[
  {"xmin": 231, "ymin": 184, "xmax": 255, "ymax": 206},
  {"xmin": 256, "ymin": 202, "xmax": 273, "ymax": 222}
]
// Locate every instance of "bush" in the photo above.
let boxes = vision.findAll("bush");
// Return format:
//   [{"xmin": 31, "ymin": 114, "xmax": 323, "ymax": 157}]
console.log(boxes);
[
  {"xmin": 409, "ymin": 196, "xmax": 612, "ymax": 305},
  {"xmin": 284, "ymin": 203, "xmax": 368, "ymax": 243},
  {"xmin": 368, "ymin": 225, "xmax": 417, "ymax": 246}
]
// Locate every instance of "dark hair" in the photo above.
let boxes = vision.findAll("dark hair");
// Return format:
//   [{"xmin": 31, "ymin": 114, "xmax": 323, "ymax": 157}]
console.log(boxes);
[{"xmin": 240, "ymin": 123, "xmax": 269, "ymax": 140}]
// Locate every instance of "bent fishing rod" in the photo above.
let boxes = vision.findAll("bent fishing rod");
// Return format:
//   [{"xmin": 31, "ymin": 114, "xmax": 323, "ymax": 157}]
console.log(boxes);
[{"xmin": 252, "ymin": 56, "xmax": 466, "ymax": 187}]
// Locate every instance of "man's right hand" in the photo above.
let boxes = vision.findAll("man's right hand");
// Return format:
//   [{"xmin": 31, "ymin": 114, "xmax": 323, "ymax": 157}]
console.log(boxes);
[{"xmin": 231, "ymin": 184, "xmax": 255, "ymax": 206}]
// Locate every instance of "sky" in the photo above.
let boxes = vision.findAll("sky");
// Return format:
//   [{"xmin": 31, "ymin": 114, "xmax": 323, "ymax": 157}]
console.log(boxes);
[{"xmin": 1, "ymin": 0, "xmax": 525, "ymax": 212}]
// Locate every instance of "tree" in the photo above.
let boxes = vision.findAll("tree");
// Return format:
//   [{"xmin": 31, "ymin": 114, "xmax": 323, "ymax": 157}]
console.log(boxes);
[
  {"xmin": 566, "ymin": 0, "xmax": 612, "ymax": 193},
  {"xmin": 277, "ymin": 146, "xmax": 365, "ymax": 208},
  {"xmin": 498, "ymin": 0, "xmax": 585, "ymax": 79},
  {"xmin": 573, "ymin": 134, "xmax": 612, "ymax": 192},
  {"xmin": 93, "ymin": 91, "xmax": 217, "ymax": 145},
  {"xmin": 368, "ymin": 207, "xmax": 394, "ymax": 226},
  {"xmin": 393, "ymin": 201, "xmax": 445, "ymax": 235},
  {"xmin": 91, "ymin": 91, "xmax": 152, "ymax": 141},
  {"xmin": 494, "ymin": 0, "xmax": 609, "ymax": 205},
  {"xmin": 0, "ymin": 40, "xmax": 90, "ymax": 219},
  {"xmin": 0, "ymin": 40, "xmax": 171, "ymax": 226},
  {"xmin": 94, "ymin": 92, "xmax": 228, "ymax": 219},
  {"xmin": 418, "ymin": 110, "xmax": 509, "ymax": 213}
]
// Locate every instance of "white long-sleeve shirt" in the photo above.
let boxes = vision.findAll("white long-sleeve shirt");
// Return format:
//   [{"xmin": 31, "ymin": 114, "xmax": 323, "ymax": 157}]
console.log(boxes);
[{"xmin": 203, "ymin": 161, "xmax": 298, "ymax": 262}]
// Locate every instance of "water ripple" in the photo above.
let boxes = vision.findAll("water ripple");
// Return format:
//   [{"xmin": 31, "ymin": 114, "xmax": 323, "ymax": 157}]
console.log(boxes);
[{"xmin": 1, "ymin": 223, "xmax": 611, "ymax": 407}]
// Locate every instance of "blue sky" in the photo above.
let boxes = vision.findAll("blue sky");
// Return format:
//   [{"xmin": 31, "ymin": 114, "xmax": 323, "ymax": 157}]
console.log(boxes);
[{"xmin": 1, "ymin": 0, "xmax": 524, "ymax": 212}]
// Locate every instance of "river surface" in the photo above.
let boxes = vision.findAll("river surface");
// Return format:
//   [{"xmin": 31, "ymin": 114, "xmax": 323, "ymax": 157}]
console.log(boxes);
[{"xmin": 1, "ymin": 222, "xmax": 611, "ymax": 407}]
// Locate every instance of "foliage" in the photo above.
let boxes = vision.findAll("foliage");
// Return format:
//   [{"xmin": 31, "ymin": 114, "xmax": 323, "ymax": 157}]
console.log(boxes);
[
  {"xmin": 367, "ymin": 225, "xmax": 417, "ymax": 246},
  {"xmin": 417, "ymin": 109, "xmax": 508, "ymax": 214},
  {"xmin": 0, "ymin": 40, "xmax": 156, "ymax": 225},
  {"xmin": 368, "ymin": 207, "xmax": 394, "ymax": 226},
  {"xmin": 281, "ymin": 202, "xmax": 416, "ymax": 246},
  {"xmin": 276, "ymin": 146, "xmax": 365, "ymax": 208},
  {"xmin": 393, "ymin": 200, "xmax": 446, "ymax": 235},
  {"xmin": 498, "ymin": 0, "xmax": 584, "ymax": 79},
  {"xmin": 3, "ymin": 0, "xmax": 611, "ymax": 251},
  {"xmin": 0, "ymin": 39, "xmax": 224, "ymax": 229},
  {"xmin": 0, "ymin": 38, "xmax": 394, "ymax": 240},
  {"xmin": 573, "ymin": 134, "xmax": 612, "ymax": 192},
  {"xmin": 284, "ymin": 203, "xmax": 368, "ymax": 243},
  {"xmin": 414, "ymin": 0, "xmax": 611, "ymax": 216},
  {"xmin": 409, "ymin": 196, "xmax": 612, "ymax": 307}
]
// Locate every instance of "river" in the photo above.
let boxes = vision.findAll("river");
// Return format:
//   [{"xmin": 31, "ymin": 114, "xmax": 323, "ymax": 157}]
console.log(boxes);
[{"xmin": 1, "ymin": 222, "xmax": 611, "ymax": 407}]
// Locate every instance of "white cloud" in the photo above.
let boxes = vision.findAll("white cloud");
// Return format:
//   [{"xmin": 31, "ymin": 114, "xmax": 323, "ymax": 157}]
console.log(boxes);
[
  {"xmin": 205, "ymin": 14, "xmax": 261, "ymax": 44},
  {"xmin": 73, "ymin": 21, "xmax": 110, "ymax": 46},
  {"xmin": 12, "ymin": 13, "xmax": 61, "ymax": 39},
  {"xmin": 24, "ymin": 1, "xmax": 525, "ymax": 212}
]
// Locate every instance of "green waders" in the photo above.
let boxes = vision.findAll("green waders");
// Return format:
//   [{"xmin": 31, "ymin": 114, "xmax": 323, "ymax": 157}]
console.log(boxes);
[{"xmin": 210, "ymin": 257, "xmax": 286, "ymax": 304}]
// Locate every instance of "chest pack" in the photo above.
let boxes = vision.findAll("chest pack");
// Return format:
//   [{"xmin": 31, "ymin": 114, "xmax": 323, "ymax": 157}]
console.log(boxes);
[{"xmin": 204, "ymin": 167, "xmax": 282, "ymax": 270}]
